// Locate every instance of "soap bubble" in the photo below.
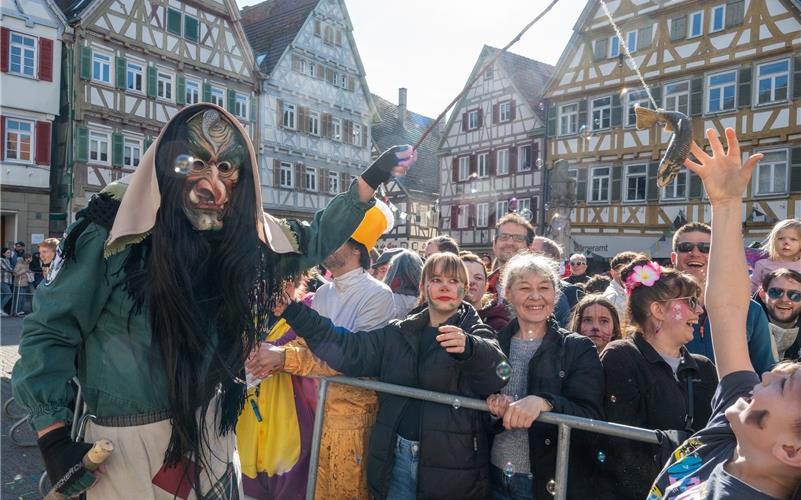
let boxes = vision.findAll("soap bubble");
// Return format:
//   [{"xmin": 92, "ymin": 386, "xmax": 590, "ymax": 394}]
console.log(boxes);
[
  {"xmin": 503, "ymin": 462, "xmax": 515, "ymax": 478},
  {"xmin": 518, "ymin": 208, "xmax": 533, "ymax": 221},
  {"xmin": 579, "ymin": 125, "xmax": 592, "ymax": 140},
  {"xmin": 546, "ymin": 479, "xmax": 557, "ymax": 495},
  {"xmin": 495, "ymin": 361, "xmax": 512, "ymax": 380},
  {"xmin": 535, "ymin": 158, "xmax": 543, "ymax": 169},
  {"xmin": 597, "ymin": 451, "xmax": 606, "ymax": 463},
  {"xmin": 173, "ymin": 154, "xmax": 194, "ymax": 175},
  {"xmin": 452, "ymin": 398, "xmax": 461, "ymax": 410},
  {"xmin": 399, "ymin": 212, "xmax": 408, "ymax": 221},
  {"xmin": 538, "ymin": 101, "xmax": 545, "ymax": 111}
]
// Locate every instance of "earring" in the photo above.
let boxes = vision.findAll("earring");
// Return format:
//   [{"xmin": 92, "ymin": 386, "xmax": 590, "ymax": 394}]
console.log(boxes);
[{"xmin": 654, "ymin": 320, "xmax": 662, "ymax": 334}]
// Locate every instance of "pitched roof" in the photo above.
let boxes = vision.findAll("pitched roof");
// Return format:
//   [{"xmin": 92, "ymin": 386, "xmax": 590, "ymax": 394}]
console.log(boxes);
[
  {"xmin": 371, "ymin": 93, "xmax": 439, "ymax": 198},
  {"xmin": 54, "ymin": 0, "xmax": 94, "ymax": 19},
  {"xmin": 240, "ymin": 0, "xmax": 319, "ymax": 74},
  {"xmin": 484, "ymin": 45, "xmax": 554, "ymax": 120}
]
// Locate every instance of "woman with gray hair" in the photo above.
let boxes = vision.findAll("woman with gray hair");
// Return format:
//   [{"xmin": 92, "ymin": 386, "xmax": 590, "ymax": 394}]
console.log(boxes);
[
  {"xmin": 485, "ymin": 251, "xmax": 604, "ymax": 499},
  {"xmin": 384, "ymin": 249, "xmax": 423, "ymax": 319}
]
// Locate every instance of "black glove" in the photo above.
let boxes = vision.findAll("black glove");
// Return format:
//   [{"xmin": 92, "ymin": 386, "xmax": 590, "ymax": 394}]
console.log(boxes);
[
  {"xmin": 361, "ymin": 145, "xmax": 416, "ymax": 189},
  {"xmin": 38, "ymin": 426, "xmax": 97, "ymax": 496}
]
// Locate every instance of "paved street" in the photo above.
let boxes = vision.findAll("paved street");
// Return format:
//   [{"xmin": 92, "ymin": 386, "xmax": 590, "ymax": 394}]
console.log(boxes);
[{"xmin": 2, "ymin": 317, "xmax": 45, "ymax": 499}]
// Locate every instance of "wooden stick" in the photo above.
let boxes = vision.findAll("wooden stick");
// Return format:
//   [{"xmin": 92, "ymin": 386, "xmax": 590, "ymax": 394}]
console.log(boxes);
[{"xmin": 44, "ymin": 439, "xmax": 114, "ymax": 500}]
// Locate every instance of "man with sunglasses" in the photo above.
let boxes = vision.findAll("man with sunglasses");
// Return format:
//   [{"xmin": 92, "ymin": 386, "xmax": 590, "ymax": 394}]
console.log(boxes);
[
  {"xmin": 756, "ymin": 269, "xmax": 801, "ymax": 361},
  {"xmin": 566, "ymin": 253, "xmax": 590, "ymax": 285},
  {"xmin": 671, "ymin": 222, "xmax": 776, "ymax": 374}
]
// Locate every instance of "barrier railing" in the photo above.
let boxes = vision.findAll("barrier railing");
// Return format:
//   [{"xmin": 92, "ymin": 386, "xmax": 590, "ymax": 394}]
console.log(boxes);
[{"xmin": 306, "ymin": 376, "xmax": 661, "ymax": 500}]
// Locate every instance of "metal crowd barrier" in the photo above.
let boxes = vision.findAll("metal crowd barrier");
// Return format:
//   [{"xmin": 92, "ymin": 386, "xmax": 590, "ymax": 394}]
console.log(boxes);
[{"xmin": 306, "ymin": 376, "xmax": 661, "ymax": 500}]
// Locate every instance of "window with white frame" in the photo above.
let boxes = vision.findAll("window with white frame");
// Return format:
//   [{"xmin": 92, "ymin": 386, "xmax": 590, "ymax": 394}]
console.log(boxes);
[
  {"xmin": 331, "ymin": 118, "xmax": 342, "ymax": 141},
  {"xmin": 458, "ymin": 156, "xmax": 470, "ymax": 181},
  {"xmin": 305, "ymin": 167, "xmax": 316, "ymax": 191},
  {"xmin": 477, "ymin": 203, "xmax": 489, "ymax": 227},
  {"xmin": 123, "ymin": 139, "xmax": 141, "ymax": 168},
  {"xmin": 689, "ymin": 11, "xmax": 703, "ymax": 37},
  {"xmin": 662, "ymin": 171, "xmax": 688, "ymax": 199},
  {"xmin": 4, "ymin": 119, "xmax": 33, "ymax": 162},
  {"xmin": 627, "ymin": 90, "xmax": 651, "ymax": 126},
  {"xmin": 185, "ymin": 79, "xmax": 199, "ymax": 104},
  {"xmin": 707, "ymin": 70, "xmax": 736, "ymax": 113},
  {"xmin": 559, "ymin": 103, "xmax": 578, "ymax": 135},
  {"xmin": 328, "ymin": 171, "xmax": 339, "ymax": 193},
  {"xmin": 478, "ymin": 153, "xmax": 488, "ymax": 177},
  {"xmin": 609, "ymin": 36, "xmax": 620, "ymax": 58},
  {"xmin": 338, "ymin": 74, "xmax": 348, "ymax": 89},
  {"xmin": 710, "ymin": 5, "xmax": 725, "ymax": 32},
  {"xmin": 626, "ymin": 30, "xmax": 637, "ymax": 53},
  {"xmin": 457, "ymin": 205, "xmax": 469, "ymax": 228},
  {"xmin": 497, "ymin": 149, "xmax": 509, "ymax": 175},
  {"xmin": 210, "ymin": 87, "xmax": 225, "ymax": 107},
  {"xmin": 518, "ymin": 145, "xmax": 532, "ymax": 171},
  {"xmin": 126, "ymin": 62, "xmax": 143, "ymax": 92},
  {"xmin": 89, "ymin": 131, "xmax": 110, "ymax": 164},
  {"xmin": 624, "ymin": 164, "xmax": 647, "ymax": 202},
  {"xmin": 156, "ymin": 70, "xmax": 173, "ymax": 100},
  {"xmin": 590, "ymin": 166, "xmax": 610, "ymax": 202},
  {"xmin": 307, "ymin": 62, "xmax": 317, "ymax": 78},
  {"xmin": 352, "ymin": 123, "xmax": 361, "ymax": 145},
  {"xmin": 279, "ymin": 162, "xmax": 293, "ymax": 187},
  {"xmin": 92, "ymin": 52, "xmax": 111, "ymax": 84},
  {"xmin": 664, "ymin": 80, "xmax": 690, "ymax": 115},
  {"xmin": 591, "ymin": 96, "xmax": 611, "ymax": 130},
  {"xmin": 499, "ymin": 101, "xmax": 512, "ymax": 122},
  {"xmin": 283, "ymin": 103, "xmax": 296, "ymax": 129},
  {"xmin": 756, "ymin": 59, "xmax": 789, "ymax": 105},
  {"xmin": 234, "ymin": 94, "xmax": 248, "ymax": 120},
  {"xmin": 517, "ymin": 198, "xmax": 531, "ymax": 215},
  {"xmin": 484, "ymin": 65, "xmax": 493, "ymax": 80},
  {"xmin": 468, "ymin": 110, "xmax": 479, "ymax": 130},
  {"xmin": 496, "ymin": 200, "xmax": 509, "ymax": 221},
  {"xmin": 308, "ymin": 111, "xmax": 320, "ymax": 136},
  {"xmin": 755, "ymin": 150, "xmax": 788, "ymax": 195},
  {"xmin": 9, "ymin": 32, "xmax": 36, "ymax": 77}
]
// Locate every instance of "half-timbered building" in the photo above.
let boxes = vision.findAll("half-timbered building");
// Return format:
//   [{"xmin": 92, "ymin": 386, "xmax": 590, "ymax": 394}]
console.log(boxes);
[
  {"xmin": 371, "ymin": 88, "xmax": 440, "ymax": 254},
  {"xmin": 1, "ymin": 0, "xmax": 68, "ymax": 246},
  {"xmin": 242, "ymin": 0, "xmax": 374, "ymax": 220},
  {"xmin": 544, "ymin": 0, "xmax": 801, "ymax": 260},
  {"xmin": 49, "ymin": 0, "xmax": 259, "ymax": 232},
  {"xmin": 437, "ymin": 46, "xmax": 553, "ymax": 255}
]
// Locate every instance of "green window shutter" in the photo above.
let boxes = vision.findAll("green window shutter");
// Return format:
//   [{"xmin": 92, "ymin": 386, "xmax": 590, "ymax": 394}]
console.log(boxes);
[
  {"xmin": 690, "ymin": 77, "xmax": 703, "ymax": 116},
  {"xmin": 115, "ymin": 56, "xmax": 126, "ymax": 90},
  {"xmin": 176, "ymin": 74, "xmax": 186, "ymax": 105},
  {"xmin": 167, "ymin": 8, "xmax": 182, "ymax": 36},
  {"xmin": 646, "ymin": 162, "xmax": 659, "ymax": 201},
  {"xmin": 227, "ymin": 89, "xmax": 236, "ymax": 113},
  {"xmin": 611, "ymin": 165, "xmax": 622, "ymax": 202},
  {"xmin": 76, "ymin": 127, "xmax": 88, "ymax": 162},
  {"xmin": 250, "ymin": 97, "xmax": 257, "ymax": 123},
  {"xmin": 738, "ymin": 66, "xmax": 752, "ymax": 108},
  {"xmin": 79, "ymin": 45, "xmax": 92, "ymax": 80},
  {"xmin": 184, "ymin": 15, "xmax": 199, "ymax": 42},
  {"xmin": 112, "ymin": 133, "xmax": 124, "ymax": 167},
  {"xmin": 144, "ymin": 136, "xmax": 153, "ymax": 152},
  {"xmin": 147, "ymin": 65, "xmax": 157, "ymax": 98},
  {"xmin": 203, "ymin": 81, "xmax": 211, "ymax": 102},
  {"xmin": 546, "ymin": 102, "xmax": 557, "ymax": 136},
  {"xmin": 790, "ymin": 148, "xmax": 801, "ymax": 193},
  {"xmin": 611, "ymin": 94, "xmax": 622, "ymax": 127}
]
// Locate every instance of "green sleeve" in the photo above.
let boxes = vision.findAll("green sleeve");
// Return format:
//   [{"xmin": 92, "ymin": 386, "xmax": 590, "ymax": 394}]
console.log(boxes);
[
  {"xmin": 11, "ymin": 224, "xmax": 115, "ymax": 431},
  {"xmin": 281, "ymin": 179, "xmax": 374, "ymax": 273}
]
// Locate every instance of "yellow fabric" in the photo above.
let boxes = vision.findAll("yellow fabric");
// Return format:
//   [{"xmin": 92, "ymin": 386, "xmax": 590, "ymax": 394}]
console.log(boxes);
[
  {"xmin": 350, "ymin": 202, "xmax": 390, "ymax": 250},
  {"xmin": 236, "ymin": 319, "xmax": 301, "ymax": 478}
]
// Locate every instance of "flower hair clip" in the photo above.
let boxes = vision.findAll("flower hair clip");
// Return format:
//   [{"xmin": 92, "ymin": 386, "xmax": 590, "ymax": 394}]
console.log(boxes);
[{"xmin": 624, "ymin": 261, "xmax": 663, "ymax": 296}]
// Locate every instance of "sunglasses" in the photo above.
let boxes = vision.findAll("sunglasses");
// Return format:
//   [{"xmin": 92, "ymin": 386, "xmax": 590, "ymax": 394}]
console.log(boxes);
[
  {"xmin": 571, "ymin": 261, "xmax": 587, "ymax": 266},
  {"xmin": 668, "ymin": 296, "xmax": 702, "ymax": 310},
  {"xmin": 675, "ymin": 242, "xmax": 711, "ymax": 254},
  {"xmin": 767, "ymin": 287, "xmax": 801, "ymax": 302}
]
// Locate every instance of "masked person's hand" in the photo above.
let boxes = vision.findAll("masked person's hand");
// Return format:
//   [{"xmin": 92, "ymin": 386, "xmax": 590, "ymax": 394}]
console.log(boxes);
[
  {"xmin": 38, "ymin": 426, "xmax": 101, "ymax": 497},
  {"xmin": 361, "ymin": 145, "xmax": 417, "ymax": 189}
]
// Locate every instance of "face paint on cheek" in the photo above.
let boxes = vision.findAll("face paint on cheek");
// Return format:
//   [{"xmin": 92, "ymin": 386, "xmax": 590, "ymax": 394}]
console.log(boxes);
[
  {"xmin": 671, "ymin": 303, "xmax": 684, "ymax": 321},
  {"xmin": 457, "ymin": 284, "xmax": 465, "ymax": 298}
]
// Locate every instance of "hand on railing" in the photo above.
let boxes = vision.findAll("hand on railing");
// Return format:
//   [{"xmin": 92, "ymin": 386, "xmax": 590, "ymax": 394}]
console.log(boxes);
[
  {"xmin": 245, "ymin": 342, "xmax": 285, "ymax": 379},
  {"xmin": 502, "ymin": 395, "xmax": 553, "ymax": 430},
  {"xmin": 486, "ymin": 394, "xmax": 514, "ymax": 417}
]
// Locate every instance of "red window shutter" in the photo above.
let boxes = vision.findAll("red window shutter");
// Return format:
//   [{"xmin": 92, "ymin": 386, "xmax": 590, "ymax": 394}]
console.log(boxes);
[
  {"xmin": 469, "ymin": 154, "xmax": 477, "ymax": 176},
  {"xmin": 35, "ymin": 121, "xmax": 51, "ymax": 165},
  {"xmin": 0, "ymin": 28, "xmax": 9, "ymax": 73},
  {"xmin": 478, "ymin": 108, "xmax": 484, "ymax": 127},
  {"xmin": 451, "ymin": 205, "xmax": 459, "ymax": 229},
  {"xmin": 492, "ymin": 103, "xmax": 499, "ymax": 124},
  {"xmin": 533, "ymin": 141, "xmax": 540, "ymax": 168},
  {"xmin": 0, "ymin": 116, "xmax": 5, "ymax": 159},
  {"xmin": 489, "ymin": 149, "xmax": 496, "ymax": 176},
  {"xmin": 461, "ymin": 112, "xmax": 467, "ymax": 132},
  {"xmin": 510, "ymin": 147, "xmax": 518, "ymax": 173},
  {"xmin": 451, "ymin": 157, "xmax": 458, "ymax": 182},
  {"xmin": 510, "ymin": 99, "xmax": 517, "ymax": 120},
  {"xmin": 38, "ymin": 37, "xmax": 53, "ymax": 81}
]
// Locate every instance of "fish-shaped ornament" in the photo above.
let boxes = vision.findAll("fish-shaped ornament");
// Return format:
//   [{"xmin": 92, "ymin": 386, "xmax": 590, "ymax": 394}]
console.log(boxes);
[{"xmin": 634, "ymin": 105, "xmax": 693, "ymax": 188}]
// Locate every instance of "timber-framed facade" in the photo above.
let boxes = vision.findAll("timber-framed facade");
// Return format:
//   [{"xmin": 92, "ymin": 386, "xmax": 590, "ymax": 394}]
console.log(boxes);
[
  {"xmin": 544, "ymin": 0, "xmax": 801, "ymax": 260},
  {"xmin": 50, "ymin": 0, "xmax": 259, "ymax": 232}
]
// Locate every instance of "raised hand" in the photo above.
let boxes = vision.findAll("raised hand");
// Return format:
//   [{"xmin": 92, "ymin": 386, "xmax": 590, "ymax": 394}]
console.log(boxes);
[
  {"xmin": 436, "ymin": 325, "xmax": 468, "ymax": 354},
  {"xmin": 684, "ymin": 128, "xmax": 763, "ymax": 205},
  {"xmin": 361, "ymin": 145, "xmax": 417, "ymax": 189}
]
